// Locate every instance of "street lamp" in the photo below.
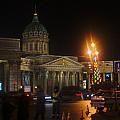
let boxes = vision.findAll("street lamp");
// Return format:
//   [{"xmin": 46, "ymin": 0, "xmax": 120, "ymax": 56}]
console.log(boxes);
[{"xmin": 87, "ymin": 42, "xmax": 100, "ymax": 90}]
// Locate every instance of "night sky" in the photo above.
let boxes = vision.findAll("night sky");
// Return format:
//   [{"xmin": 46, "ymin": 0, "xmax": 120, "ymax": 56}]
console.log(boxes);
[{"xmin": 0, "ymin": 0, "xmax": 120, "ymax": 60}]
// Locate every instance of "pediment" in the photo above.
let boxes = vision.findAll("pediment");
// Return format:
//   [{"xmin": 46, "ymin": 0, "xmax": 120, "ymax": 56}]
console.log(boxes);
[{"xmin": 41, "ymin": 57, "xmax": 81, "ymax": 67}]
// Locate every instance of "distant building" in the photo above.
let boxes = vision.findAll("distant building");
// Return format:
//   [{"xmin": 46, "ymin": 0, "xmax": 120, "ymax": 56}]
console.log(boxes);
[
  {"xmin": 81, "ymin": 60, "xmax": 120, "ymax": 90},
  {"xmin": 0, "ymin": 38, "xmax": 21, "ymax": 92}
]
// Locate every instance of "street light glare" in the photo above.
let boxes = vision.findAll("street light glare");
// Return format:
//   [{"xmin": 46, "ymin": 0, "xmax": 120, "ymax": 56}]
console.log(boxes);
[
  {"xmin": 91, "ymin": 43, "xmax": 95, "ymax": 48},
  {"xmin": 88, "ymin": 50, "xmax": 92, "ymax": 55},
  {"xmin": 95, "ymin": 51, "xmax": 99, "ymax": 55}
]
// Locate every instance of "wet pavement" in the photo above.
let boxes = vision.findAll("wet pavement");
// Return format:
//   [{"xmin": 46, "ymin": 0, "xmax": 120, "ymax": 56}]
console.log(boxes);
[
  {"xmin": 0, "ymin": 100, "xmax": 119, "ymax": 120},
  {"xmin": 29, "ymin": 100, "xmax": 96, "ymax": 120}
]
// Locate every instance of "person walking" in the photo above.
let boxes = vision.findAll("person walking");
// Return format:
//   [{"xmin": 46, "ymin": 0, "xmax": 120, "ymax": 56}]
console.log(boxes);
[
  {"xmin": 52, "ymin": 86, "xmax": 60, "ymax": 119},
  {"xmin": 34, "ymin": 86, "xmax": 45, "ymax": 120}
]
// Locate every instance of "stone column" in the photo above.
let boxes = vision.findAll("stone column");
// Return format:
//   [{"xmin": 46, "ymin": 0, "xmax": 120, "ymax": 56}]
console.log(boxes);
[
  {"xmin": 39, "ymin": 43, "xmax": 40, "ymax": 52},
  {"xmin": 38, "ymin": 42, "xmax": 40, "ymax": 51},
  {"xmin": 53, "ymin": 71, "xmax": 56, "ymax": 89},
  {"xmin": 69, "ymin": 72, "xmax": 72, "ymax": 86},
  {"xmin": 26, "ymin": 42, "xmax": 30, "ymax": 51},
  {"xmin": 59, "ymin": 71, "xmax": 63, "ymax": 90},
  {"xmin": 66, "ymin": 71, "xmax": 69, "ymax": 86},
  {"xmin": 56, "ymin": 71, "xmax": 59, "ymax": 87},
  {"xmin": 41, "ymin": 42, "xmax": 43, "ymax": 54},
  {"xmin": 118, "ymin": 72, "xmax": 120, "ymax": 85},
  {"xmin": 44, "ymin": 71, "xmax": 48, "ymax": 95},
  {"xmin": 111, "ymin": 73, "xmax": 113, "ymax": 82},
  {"xmin": 63, "ymin": 71, "xmax": 66, "ymax": 86},
  {"xmin": 75, "ymin": 72, "xmax": 79, "ymax": 86},
  {"xmin": 38, "ymin": 70, "xmax": 43, "ymax": 87},
  {"xmin": 79, "ymin": 72, "xmax": 82, "ymax": 88},
  {"xmin": 33, "ymin": 42, "xmax": 35, "ymax": 51},
  {"xmin": 103, "ymin": 73, "xmax": 106, "ymax": 82},
  {"xmin": 47, "ymin": 71, "xmax": 53, "ymax": 95},
  {"xmin": 72, "ymin": 72, "xmax": 75, "ymax": 86}
]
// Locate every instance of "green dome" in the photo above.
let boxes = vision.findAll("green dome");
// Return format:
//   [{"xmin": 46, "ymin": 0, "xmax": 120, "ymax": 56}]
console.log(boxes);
[{"xmin": 23, "ymin": 13, "xmax": 48, "ymax": 38}]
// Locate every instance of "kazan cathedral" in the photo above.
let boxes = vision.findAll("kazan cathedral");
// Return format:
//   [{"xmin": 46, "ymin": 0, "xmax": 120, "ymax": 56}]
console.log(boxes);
[
  {"xmin": 0, "ymin": 11, "xmax": 119, "ymax": 95},
  {"xmin": 21, "ymin": 12, "xmax": 83, "ymax": 95}
]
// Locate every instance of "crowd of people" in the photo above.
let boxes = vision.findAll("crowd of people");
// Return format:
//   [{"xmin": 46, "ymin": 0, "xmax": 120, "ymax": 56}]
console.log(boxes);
[{"xmin": 0, "ymin": 86, "xmax": 61, "ymax": 120}]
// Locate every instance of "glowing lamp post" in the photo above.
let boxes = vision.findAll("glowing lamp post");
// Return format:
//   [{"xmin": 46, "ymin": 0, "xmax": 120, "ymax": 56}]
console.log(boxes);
[{"xmin": 88, "ymin": 42, "xmax": 100, "ymax": 90}]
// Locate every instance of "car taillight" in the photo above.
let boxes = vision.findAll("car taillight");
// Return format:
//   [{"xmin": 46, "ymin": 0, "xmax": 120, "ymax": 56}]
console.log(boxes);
[
  {"xmin": 75, "ymin": 92, "xmax": 82, "ymax": 97},
  {"xmin": 26, "ymin": 94, "xmax": 30, "ymax": 96}
]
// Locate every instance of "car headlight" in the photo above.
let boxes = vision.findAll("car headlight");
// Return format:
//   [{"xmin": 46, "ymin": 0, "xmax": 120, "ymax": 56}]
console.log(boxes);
[
  {"xmin": 91, "ymin": 94, "xmax": 94, "ymax": 97},
  {"xmin": 45, "ymin": 96, "xmax": 52, "ymax": 102},
  {"xmin": 45, "ymin": 96, "xmax": 51, "ymax": 99},
  {"xmin": 87, "ymin": 95, "xmax": 89, "ymax": 97}
]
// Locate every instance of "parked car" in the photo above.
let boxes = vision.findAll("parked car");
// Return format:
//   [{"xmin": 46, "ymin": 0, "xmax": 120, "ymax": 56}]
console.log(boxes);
[
  {"xmin": 91, "ymin": 91, "xmax": 105, "ymax": 108},
  {"xmin": 82, "ymin": 90, "xmax": 94, "ymax": 100},
  {"xmin": 91, "ymin": 89, "xmax": 120, "ymax": 111},
  {"xmin": 103, "ymin": 90, "xmax": 120, "ymax": 108},
  {"xmin": 45, "ymin": 95, "xmax": 52, "ymax": 103},
  {"xmin": 31, "ymin": 93, "xmax": 52, "ymax": 104},
  {"xmin": 60, "ymin": 86, "xmax": 83, "ymax": 102}
]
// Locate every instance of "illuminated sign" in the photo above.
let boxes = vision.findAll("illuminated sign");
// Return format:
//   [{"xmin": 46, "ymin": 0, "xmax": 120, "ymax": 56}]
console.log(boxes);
[{"xmin": 0, "ymin": 82, "xmax": 2, "ymax": 91}]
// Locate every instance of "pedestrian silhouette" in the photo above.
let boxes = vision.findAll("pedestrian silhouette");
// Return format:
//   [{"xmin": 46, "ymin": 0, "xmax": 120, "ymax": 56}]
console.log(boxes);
[
  {"xmin": 17, "ymin": 88, "xmax": 30, "ymax": 120},
  {"xmin": 52, "ymin": 86, "xmax": 60, "ymax": 119},
  {"xmin": 34, "ymin": 86, "xmax": 45, "ymax": 120},
  {"xmin": 85, "ymin": 105, "xmax": 90, "ymax": 116}
]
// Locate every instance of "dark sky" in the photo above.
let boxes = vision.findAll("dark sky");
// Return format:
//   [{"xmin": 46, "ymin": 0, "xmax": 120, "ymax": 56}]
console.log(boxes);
[{"xmin": 0, "ymin": 0, "xmax": 120, "ymax": 60}]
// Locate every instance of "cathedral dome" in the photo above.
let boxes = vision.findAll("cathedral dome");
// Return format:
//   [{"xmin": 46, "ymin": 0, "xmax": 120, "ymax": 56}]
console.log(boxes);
[
  {"xmin": 22, "ymin": 13, "xmax": 48, "ymax": 38},
  {"xmin": 21, "ymin": 12, "xmax": 49, "ymax": 55}
]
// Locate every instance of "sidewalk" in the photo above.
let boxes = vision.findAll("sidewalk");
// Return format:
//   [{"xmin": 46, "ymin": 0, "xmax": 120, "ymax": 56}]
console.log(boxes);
[{"xmin": 91, "ymin": 110, "xmax": 120, "ymax": 120}]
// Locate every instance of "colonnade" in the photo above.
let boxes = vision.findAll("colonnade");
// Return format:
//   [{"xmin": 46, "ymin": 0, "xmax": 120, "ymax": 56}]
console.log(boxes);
[{"xmin": 21, "ymin": 69, "xmax": 80, "ymax": 95}]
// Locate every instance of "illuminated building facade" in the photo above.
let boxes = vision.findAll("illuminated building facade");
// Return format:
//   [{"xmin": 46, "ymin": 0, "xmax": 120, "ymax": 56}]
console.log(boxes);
[
  {"xmin": 81, "ymin": 60, "xmax": 120, "ymax": 90},
  {"xmin": 20, "ymin": 12, "xmax": 83, "ymax": 95}
]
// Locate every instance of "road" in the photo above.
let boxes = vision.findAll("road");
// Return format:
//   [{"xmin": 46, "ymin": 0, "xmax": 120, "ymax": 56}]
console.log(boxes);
[
  {"xmin": 29, "ymin": 100, "xmax": 96, "ymax": 120},
  {"xmin": 0, "ymin": 100, "xmax": 97, "ymax": 120},
  {"xmin": 60, "ymin": 100, "xmax": 96, "ymax": 120}
]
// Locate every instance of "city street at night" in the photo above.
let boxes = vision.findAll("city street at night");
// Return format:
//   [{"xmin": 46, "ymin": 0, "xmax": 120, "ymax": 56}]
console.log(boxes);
[
  {"xmin": 0, "ymin": 1, "xmax": 120, "ymax": 120},
  {"xmin": 0, "ymin": 93, "xmax": 120, "ymax": 120}
]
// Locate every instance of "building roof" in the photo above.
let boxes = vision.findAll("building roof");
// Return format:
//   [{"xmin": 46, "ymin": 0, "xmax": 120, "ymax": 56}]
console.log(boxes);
[{"xmin": 22, "ymin": 12, "xmax": 48, "ymax": 38}]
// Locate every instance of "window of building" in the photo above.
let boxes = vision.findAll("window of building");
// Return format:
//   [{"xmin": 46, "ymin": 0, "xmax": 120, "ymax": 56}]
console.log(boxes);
[
  {"xmin": 44, "ymin": 44, "xmax": 46, "ymax": 51},
  {"xmin": 35, "ymin": 43, "xmax": 38, "ymax": 51}
]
